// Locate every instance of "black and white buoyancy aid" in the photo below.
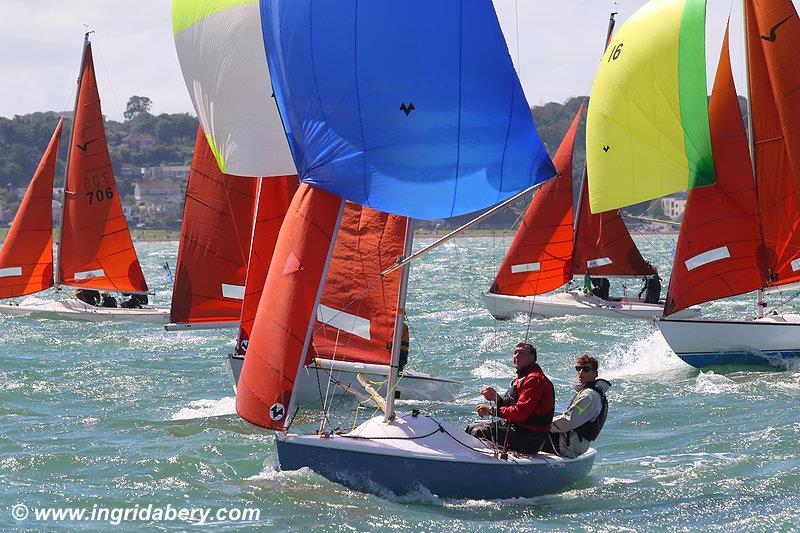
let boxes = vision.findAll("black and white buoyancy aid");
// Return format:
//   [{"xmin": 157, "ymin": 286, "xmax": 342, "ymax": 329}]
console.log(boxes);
[{"xmin": 573, "ymin": 379, "xmax": 610, "ymax": 442}]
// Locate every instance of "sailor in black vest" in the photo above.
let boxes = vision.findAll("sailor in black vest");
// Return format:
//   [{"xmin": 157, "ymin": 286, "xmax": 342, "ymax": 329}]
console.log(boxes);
[{"xmin": 541, "ymin": 354, "xmax": 611, "ymax": 459}]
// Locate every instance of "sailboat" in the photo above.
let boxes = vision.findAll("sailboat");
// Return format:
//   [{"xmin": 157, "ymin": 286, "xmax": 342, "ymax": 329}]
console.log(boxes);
[
  {"xmin": 221, "ymin": 0, "xmax": 595, "ymax": 499},
  {"xmin": 0, "ymin": 34, "xmax": 167, "ymax": 323},
  {"xmin": 483, "ymin": 101, "xmax": 699, "ymax": 320},
  {"xmin": 172, "ymin": 1, "xmax": 459, "ymax": 404},
  {"xmin": 587, "ymin": 0, "xmax": 800, "ymax": 368}
]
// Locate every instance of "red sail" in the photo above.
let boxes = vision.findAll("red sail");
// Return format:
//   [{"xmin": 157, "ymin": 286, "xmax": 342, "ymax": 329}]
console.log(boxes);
[
  {"xmin": 310, "ymin": 204, "xmax": 408, "ymax": 365},
  {"xmin": 58, "ymin": 42, "xmax": 147, "ymax": 293},
  {"xmin": 236, "ymin": 184, "xmax": 344, "ymax": 429},
  {"xmin": 236, "ymin": 175, "xmax": 299, "ymax": 354},
  {"xmin": 489, "ymin": 106, "xmax": 581, "ymax": 296},
  {"xmin": 170, "ymin": 128, "xmax": 259, "ymax": 326},
  {"xmin": 664, "ymin": 28, "xmax": 768, "ymax": 316},
  {"xmin": 0, "ymin": 119, "xmax": 63, "ymax": 298},
  {"xmin": 572, "ymin": 177, "xmax": 655, "ymax": 277},
  {"xmin": 747, "ymin": 0, "xmax": 800, "ymax": 288}
]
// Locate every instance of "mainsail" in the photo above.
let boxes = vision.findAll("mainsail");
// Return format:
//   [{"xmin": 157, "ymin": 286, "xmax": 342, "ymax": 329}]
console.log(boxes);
[
  {"xmin": 170, "ymin": 128, "xmax": 260, "ymax": 327},
  {"xmin": 586, "ymin": 0, "xmax": 715, "ymax": 213},
  {"xmin": 311, "ymin": 204, "xmax": 408, "ymax": 366},
  {"xmin": 57, "ymin": 40, "xmax": 147, "ymax": 293},
  {"xmin": 664, "ymin": 27, "xmax": 767, "ymax": 315},
  {"xmin": 0, "ymin": 119, "xmax": 63, "ymax": 298}
]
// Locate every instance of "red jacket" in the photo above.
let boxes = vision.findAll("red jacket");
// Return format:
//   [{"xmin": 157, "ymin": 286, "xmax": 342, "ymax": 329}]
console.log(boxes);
[{"xmin": 498, "ymin": 364, "xmax": 555, "ymax": 432}]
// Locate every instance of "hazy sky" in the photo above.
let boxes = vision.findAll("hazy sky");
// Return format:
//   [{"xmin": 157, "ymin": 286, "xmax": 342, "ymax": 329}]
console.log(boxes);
[{"xmin": 0, "ymin": 0, "xmax": 794, "ymax": 121}]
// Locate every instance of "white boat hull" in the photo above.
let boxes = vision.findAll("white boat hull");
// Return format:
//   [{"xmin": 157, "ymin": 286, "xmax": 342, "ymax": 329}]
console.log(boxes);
[
  {"xmin": 483, "ymin": 290, "xmax": 700, "ymax": 320},
  {"xmin": 657, "ymin": 315, "xmax": 800, "ymax": 368},
  {"xmin": 226, "ymin": 355, "xmax": 459, "ymax": 405},
  {"xmin": 0, "ymin": 299, "xmax": 170, "ymax": 324},
  {"xmin": 277, "ymin": 412, "xmax": 595, "ymax": 499}
]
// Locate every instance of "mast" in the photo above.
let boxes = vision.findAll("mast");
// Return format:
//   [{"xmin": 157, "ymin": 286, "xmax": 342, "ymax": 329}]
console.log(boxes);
[
  {"xmin": 740, "ymin": 0, "xmax": 765, "ymax": 317},
  {"xmin": 573, "ymin": 12, "xmax": 616, "ymax": 239},
  {"xmin": 383, "ymin": 218, "xmax": 414, "ymax": 423},
  {"xmin": 55, "ymin": 32, "xmax": 92, "ymax": 289}
]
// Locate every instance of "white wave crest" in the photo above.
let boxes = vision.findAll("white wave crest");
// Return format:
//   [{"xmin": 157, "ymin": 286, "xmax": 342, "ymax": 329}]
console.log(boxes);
[{"xmin": 170, "ymin": 397, "xmax": 236, "ymax": 420}]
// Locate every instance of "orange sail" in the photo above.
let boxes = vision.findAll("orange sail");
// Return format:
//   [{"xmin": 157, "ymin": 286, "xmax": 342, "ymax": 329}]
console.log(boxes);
[
  {"xmin": 747, "ymin": 0, "xmax": 800, "ymax": 288},
  {"xmin": 170, "ymin": 127, "xmax": 259, "ymax": 326},
  {"xmin": 237, "ymin": 184, "xmax": 344, "ymax": 429},
  {"xmin": 57, "ymin": 40, "xmax": 147, "ymax": 293},
  {"xmin": 310, "ymin": 203, "xmax": 408, "ymax": 366},
  {"xmin": 0, "ymin": 119, "xmax": 63, "ymax": 298},
  {"xmin": 664, "ymin": 28, "xmax": 768, "ymax": 316},
  {"xmin": 572, "ymin": 178, "xmax": 655, "ymax": 278},
  {"xmin": 489, "ymin": 106, "xmax": 580, "ymax": 296},
  {"xmin": 236, "ymin": 175, "xmax": 298, "ymax": 354}
]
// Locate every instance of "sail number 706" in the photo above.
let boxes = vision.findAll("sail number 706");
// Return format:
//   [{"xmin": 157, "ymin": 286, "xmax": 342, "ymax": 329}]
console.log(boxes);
[{"xmin": 83, "ymin": 173, "xmax": 114, "ymax": 205}]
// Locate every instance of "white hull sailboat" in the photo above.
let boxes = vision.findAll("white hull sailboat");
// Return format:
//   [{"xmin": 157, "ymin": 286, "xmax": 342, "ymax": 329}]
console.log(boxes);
[
  {"xmin": 0, "ymin": 298, "xmax": 168, "ymax": 323},
  {"xmin": 482, "ymin": 289, "xmax": 699, "ymax": 321},
  {"xmin": 485, "ymin": 99, "xmax": 670, "ymax": 321},
  {"xmin": 0, "ymin": 34, "xmax": 160, "ymax": 323}
]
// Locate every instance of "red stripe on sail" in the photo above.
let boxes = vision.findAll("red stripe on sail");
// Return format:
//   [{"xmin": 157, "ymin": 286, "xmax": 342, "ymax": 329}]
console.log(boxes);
[
  {"xmin": 747, "ymin": 0, "xmax": 800, "ymax": 288},
  {"xmin": 310, "ymin": 204, "xmax": 408, "ymax": 366},
  {"xmin": 0, "ymin": 119, "xmax": 63, "ymax": 298},
  {"xmin": 664, "ymin": 27, "xmax": 768, "ymax": 316},
  {"xmin": 236, "ymin": 175, "xmax": 299, "ymax": 354},
  {"xmin": 58, "ymin": 43, "xmax": 147, "ymax": 293},
  {"xmin": 236, "ymin": 184, "xmax": 344, "ymax": 429},
  {"xmin": 171, "ymin": 128, "xmax": 259, "ymax": 325},
  {"xmin": 489, "ymin": 106, "xmax": 582, "ymax": 296}
]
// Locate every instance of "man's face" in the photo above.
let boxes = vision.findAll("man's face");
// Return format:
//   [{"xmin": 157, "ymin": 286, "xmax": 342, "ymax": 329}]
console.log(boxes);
[
  {"xmin": 576, "ymin": 363, "xmax": 598, "ymax": 386},
  {"xmin": 513, "ymin": 344, "xmax": 533, "ymax": 370}
]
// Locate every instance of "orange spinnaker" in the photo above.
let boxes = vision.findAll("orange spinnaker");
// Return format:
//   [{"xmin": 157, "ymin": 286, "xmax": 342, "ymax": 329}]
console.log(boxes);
[
  {"xmin": 171, "ymin": 127, "xmax": 259, "ymax": 325},
  {"xmin": 665, "ymin": 27, "xmax": 767, "ymax": 316},
  {"xmin": 310, "ymin": 203, "xmax": 408, "ymax": 365},
  {"xmin": 237, "ymin": 184, "xmax": 344, "ymax": 429},
  {"xmin": 58, "ymin": 42, "xmax": 147, "ymax": 293},
  {"xmin": 489, "ymin": 106, "xmax": 581, "ymax": 296},
  {"xmin": 747, "ymin": 0, "xmax": 800, "ymax": 288},
  {"xmin": 0, "ymin": 119, "xmax": 63, "ymax": 298},
  {"xmin": 236, "ymin": 175, "xmax": 299, "ymax": 354}
]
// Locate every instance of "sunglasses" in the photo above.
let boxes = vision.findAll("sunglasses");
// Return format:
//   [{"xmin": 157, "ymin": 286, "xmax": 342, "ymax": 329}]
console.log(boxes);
[{"xmin": 575, "ymin": 365, "xmax": 596, "ymax": 372}]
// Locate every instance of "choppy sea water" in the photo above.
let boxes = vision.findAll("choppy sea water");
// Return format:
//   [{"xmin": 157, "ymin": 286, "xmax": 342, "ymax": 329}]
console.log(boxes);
[{"xmin": 1, "ymin": 236, "xmax": 799, "ymax": 532}]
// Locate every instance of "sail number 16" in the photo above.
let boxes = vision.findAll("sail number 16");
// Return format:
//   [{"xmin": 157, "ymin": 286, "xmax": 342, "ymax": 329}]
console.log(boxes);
[{"xmin": 608, "ymin": 43, "xmax": 623, "ymax": 62}]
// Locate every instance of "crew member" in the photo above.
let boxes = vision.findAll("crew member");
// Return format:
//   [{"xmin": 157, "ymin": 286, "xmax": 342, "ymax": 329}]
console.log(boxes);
[
  {"xmin": 467, "ymin": 342, "xmax": 555, "ymax": 454},
  {"xmin": 541, "ymin": 354, "xmax": 611, "ymax": 458}
]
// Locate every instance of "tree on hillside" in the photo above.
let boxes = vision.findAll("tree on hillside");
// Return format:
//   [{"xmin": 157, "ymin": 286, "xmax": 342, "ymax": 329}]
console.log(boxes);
[{"xmin": 124, "ymin": 96, "xmax": 153, "ymax": 121}]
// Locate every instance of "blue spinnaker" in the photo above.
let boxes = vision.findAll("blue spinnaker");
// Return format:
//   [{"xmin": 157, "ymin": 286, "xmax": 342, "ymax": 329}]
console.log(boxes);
[{"xmin": 260, "ymin": 0, "xmax": 555, "ymax": 220}]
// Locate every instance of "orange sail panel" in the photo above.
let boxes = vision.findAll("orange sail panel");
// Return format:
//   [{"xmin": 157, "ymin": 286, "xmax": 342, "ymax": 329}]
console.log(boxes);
[
  {"xmin": 572, "ymin": 176, "xmax": 655, "ymax": 278},
  {"xmin": 236, "ymin": 175, "xmax": 299, "ymax": 354},
  {"xmin": 664, "ymin": 28, "xmax": 768, "ymax": 316},
  {"xmin": 170, "ymin": 128, "xmax": 259, "ymax": 325},
  {"xmin": 0, "ymin": 119, "xmax": 63, "ymax": 298},
  {"xmin": 310, "ymin": 204, "xmax": 408, "ymax": 366},
  {"xmin": 236, "ymin": 184, "xmax": 344, "ymax": 430},
  {"xmin": 747, "ymin": 0, "xmax": 800, "ymax": 288},
  {"xmin": 489, "ymin": 106, "xmax": 582, "ymax": 296},
  {"xmin": 57, "ymin": 42, "xmax": 147, "ymax": 293}
]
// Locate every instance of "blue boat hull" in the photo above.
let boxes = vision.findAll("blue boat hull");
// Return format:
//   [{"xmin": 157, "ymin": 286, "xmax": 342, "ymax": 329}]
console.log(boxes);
[{"xmin": 276, "ymin": 433, "xmax": 595, "ymax": 499}]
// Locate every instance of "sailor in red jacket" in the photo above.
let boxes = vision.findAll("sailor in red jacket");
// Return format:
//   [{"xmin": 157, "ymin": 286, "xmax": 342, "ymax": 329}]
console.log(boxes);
[{"xmin": 467, "ymin": 342, "xmax": 555, "ymax": 454}]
